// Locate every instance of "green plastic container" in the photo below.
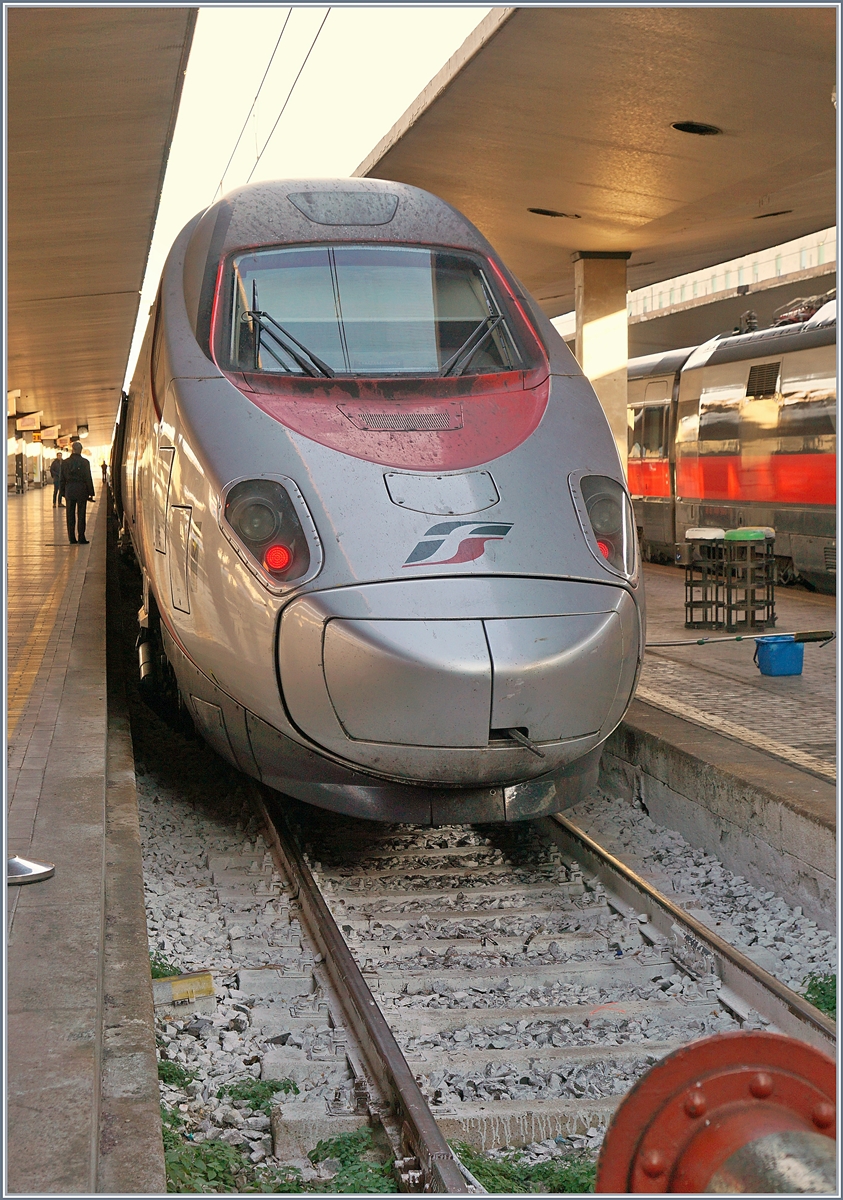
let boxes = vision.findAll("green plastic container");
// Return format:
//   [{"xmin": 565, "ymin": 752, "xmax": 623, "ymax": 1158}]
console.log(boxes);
[{"xmin": 724, "ymin": 526, "xmax": 775, "ymax": 542}]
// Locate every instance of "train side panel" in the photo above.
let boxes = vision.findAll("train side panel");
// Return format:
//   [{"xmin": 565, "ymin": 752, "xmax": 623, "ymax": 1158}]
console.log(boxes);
[{"xmin": 630, "ymin": 324, "xmax": 836, "ymax": 592}]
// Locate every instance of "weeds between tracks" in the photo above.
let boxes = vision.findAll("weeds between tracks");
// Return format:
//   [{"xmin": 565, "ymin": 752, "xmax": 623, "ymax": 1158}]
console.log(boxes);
[
  {"xmin": 451, "ymin": 1141, "xmax": 596, "ymax": 1193},
  {"xmin": 803, "ymin": 972, "xmax": 836, "ymax": 1018},
  {"xmin": 162, "ymin": 1120, "xmax": 396, "ymax": 1194}
]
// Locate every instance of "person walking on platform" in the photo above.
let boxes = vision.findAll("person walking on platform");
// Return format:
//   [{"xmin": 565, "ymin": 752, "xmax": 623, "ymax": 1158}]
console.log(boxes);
[
  {"xmin": 50, "ymin": 451, "xmax": 64, "ymax": 506},
  {"xmin": 59, "ymin": 441, "xmax": 95, "ymax": 544}
]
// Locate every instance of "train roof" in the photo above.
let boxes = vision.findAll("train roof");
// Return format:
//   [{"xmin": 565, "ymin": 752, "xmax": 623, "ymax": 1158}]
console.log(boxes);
[
  {"xmin": 627, "ymin": 347, "xmax": 697, "ymax": 381},
  {"xmin": 690, "ymin": 316, "xmax": 836, "ymax": 370},
  {"xmin": 186, "ymin": 178, "xmax": 492, "ymax": 271},
  {"xmin": 805, "ymin": 299, "xmax": 837, "ymax": 329},
  {"xmin": 630, "ymin": 307, "xmax": 836, "ymax": 382}
]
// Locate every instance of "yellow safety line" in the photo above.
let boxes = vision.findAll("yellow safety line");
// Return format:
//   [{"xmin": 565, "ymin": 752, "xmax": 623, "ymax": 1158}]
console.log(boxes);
[
  {"xmin": 635, "ymin": 685, "xmax": 836, "ymax": 782},
  {"xmin": 7, "ymin": 558, "xmax": 75, "ymax": 740}
]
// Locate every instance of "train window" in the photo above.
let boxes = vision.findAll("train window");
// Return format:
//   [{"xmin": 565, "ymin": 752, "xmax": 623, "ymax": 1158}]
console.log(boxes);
[
  {"xmin": 225, "ymin": 245, "xmax": 529, "ymax": 378},
  {"xmin": 150, "ymin": 291, "xmax": 167, "ymax": 412},
  {"xmin": 699, "ymin": 397, "xmax": 740, "ymax": 442},
  {"xmin": 778, "ymin": 396, "xmax": 837, "ymax": 439},
  {"xmin": 629, "ymin": 404, "xmax": 668, "ymax": 457},
  {"xmin": 642, "ymin": 405, "xmax": 667, "ymax": 457},
  {"xmin": 746, "ymin": 361, "xmax": 780, "ymax": 398},
  {"xmin": 628, "ymin": 406, "xmax": 644, "ymax": 458},
  {"xmin": 675, "ymin": 397, "xmax": 698, "ymax": 446}
]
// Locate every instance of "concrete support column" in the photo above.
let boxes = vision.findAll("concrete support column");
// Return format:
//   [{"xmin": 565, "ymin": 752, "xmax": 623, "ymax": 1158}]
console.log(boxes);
[{"xmin": 572, "ymin": 251, "xmax": 631, "ymax": 472}]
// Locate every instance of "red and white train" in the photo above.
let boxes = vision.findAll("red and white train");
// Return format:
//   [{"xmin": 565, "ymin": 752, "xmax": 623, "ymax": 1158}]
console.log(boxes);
[{"xmin": 627, "ymin": 301, "xmax": 836, "ymax": 592}]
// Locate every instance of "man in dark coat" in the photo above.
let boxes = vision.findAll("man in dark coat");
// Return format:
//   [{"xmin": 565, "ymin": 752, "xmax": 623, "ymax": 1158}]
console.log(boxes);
[
  {"xmin": 59, "ymin": 441, "xmax": 95, "ymax": 544},
  {"xmin": 50, "ymin": 452, "xmax": 64, "ymax": 506}
]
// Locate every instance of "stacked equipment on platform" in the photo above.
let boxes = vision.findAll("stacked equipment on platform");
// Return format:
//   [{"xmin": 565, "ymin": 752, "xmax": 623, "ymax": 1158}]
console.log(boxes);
[{"xmin": 681, "ymin": 528, "xmax": 776, "ymax": 631}]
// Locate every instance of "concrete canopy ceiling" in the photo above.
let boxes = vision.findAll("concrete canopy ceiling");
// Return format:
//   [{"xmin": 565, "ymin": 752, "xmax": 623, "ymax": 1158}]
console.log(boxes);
[
  {"xmin": 357, "ymin": 7, "xmax": 837, "ymax": 318},
  {"xmin": 7, "ymin": 7, "xmax": 197, "ymax": 446}
]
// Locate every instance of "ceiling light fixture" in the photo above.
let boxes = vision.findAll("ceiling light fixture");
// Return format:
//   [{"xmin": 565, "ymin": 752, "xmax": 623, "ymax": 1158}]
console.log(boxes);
[
  {"xmin": 671, "ymin": 121, "xmax": 722, "ymax": 136},
  {"xmin": 528, "ymin": 207, "xmax": 581, "ymax": 219},
  {"xmin": 76, "ymin": 423, "xmax": 89, "ymax": 439}
]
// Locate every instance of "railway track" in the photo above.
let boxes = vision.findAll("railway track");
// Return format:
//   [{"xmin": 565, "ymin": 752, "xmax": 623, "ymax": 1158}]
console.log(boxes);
[
  {"xmin": 116, "ymin": 529, "xmax": 834, "ymax": 1191},
  {"xmin": 246, "ymin": 785, "xmax": 834, "ymax": 1191}
]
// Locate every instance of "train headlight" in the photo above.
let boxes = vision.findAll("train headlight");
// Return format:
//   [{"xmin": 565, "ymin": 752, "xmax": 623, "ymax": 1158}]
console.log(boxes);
[
  {"xmin": 587, "ymin": 495, "xmax": 622, "ymax": 537},
  {"xmin": 570, "ymin": 473, "xmax": 637, "ymax": 578},
  {"xmin": 222, "ymin": 479, "xmax": 312, "ymax": 584},
  {"xmin": 233, "ymin": 499, "xmax": 278, "ymax": 543}
]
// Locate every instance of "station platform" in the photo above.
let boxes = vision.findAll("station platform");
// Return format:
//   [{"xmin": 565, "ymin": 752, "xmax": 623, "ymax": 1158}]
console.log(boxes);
[
  {"xmin": 6, "ymin": 486, "xmax": 163, "ymax": 1194},
  {"xmin": 639, "ymin": 563, "xmax": 836, "ymax": 781}
]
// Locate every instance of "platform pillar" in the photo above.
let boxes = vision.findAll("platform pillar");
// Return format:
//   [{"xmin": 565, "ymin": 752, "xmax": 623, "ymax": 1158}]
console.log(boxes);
[{"xmin": 572, "ymin": 251, "xmax": 631, "ymax": 473}]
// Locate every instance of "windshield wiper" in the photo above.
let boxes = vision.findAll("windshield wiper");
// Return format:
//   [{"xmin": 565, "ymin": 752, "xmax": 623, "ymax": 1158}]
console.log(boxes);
[
  {"xmin": 243, "ymin": 308, "xmax": 335, "ymax": 379},
  {"xmin": 439, "ymin": 314, "xmax": 503, "ymax": 377}
]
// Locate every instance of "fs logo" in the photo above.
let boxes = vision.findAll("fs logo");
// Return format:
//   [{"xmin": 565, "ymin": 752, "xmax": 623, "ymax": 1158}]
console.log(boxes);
[{"xmin": 403, "ymin": 521, "xmax": 513, "ymax": 567}]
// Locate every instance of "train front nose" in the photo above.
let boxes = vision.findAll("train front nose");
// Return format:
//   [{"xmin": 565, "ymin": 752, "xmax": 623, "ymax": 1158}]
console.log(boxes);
[
  {"xmin": 324, "ymin": 618, "xmax": 493, "ymax": 747},
  {"xmin": 322, "ymin": 613, "xmax": 623, "ymax": 746},
  {"xmin": 278, "ymin": 580, "xmax": 640, "ymax": 784}
]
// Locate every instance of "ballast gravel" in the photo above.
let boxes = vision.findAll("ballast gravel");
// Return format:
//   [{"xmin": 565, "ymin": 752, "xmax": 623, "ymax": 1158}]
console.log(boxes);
[
  {"xmin": 400, "ymin": 1011, "xmax": 736, "ymax": 1056},
  {"xmin": 567, "ymin": 792, "xmax": 836, "ymax": 993},
  {"xmin": 420, "ymin": 1053, "xmax": 658, "ymax": 1105},
  {"xmin": 133, "ymin": 736, "xmax": 354, "ymax": 1167}
]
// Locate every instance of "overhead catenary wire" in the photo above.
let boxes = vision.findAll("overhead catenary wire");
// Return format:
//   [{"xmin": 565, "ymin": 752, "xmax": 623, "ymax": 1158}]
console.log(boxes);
[
  {"xmin": 212, "ymin": 8, "xmax": 294, "ymax": 202},
  {"xmin": 246, "ymin": 7, "xmax": 331, "ymax": 184}
]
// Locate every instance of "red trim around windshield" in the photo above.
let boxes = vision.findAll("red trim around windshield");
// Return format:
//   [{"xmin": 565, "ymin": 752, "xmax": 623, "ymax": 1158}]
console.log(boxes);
[
  {"xmin": 223, "ymin": 369, "xmax": 550, "ymax": 470},
  {"xmin": 209, "ymin": 245, "xmax": 551, "ymax": 469}
]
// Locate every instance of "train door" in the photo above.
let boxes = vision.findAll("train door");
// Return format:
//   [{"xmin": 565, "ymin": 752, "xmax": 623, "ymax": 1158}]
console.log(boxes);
[
  {"xmin": 136, "ymin": 290, "xmax": 169, "ymax": 565},
  {"xmin": 776, "ymin": 340, "xmax": 836, "ymax": 590},
  {"xmin": 121, "ymin": 381, "xmax": 140, "ymax": 532},
  {"xmin": 110, "ymin": 392, "xmax": 127, "ymax": 524},
  {"xmin": 121, "ymin": 313, "xmax": 154, "ymax": 539},
  {"xmin": 679, "ymin": 357, "xmax": 745, "ymax": 535},
  {"xmin": 628, "ymin": 377, "xmax": 674, "ymax": 554}
]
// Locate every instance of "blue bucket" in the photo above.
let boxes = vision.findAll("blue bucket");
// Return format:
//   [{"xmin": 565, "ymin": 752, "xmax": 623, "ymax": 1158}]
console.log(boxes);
[{"xmin": 754, "ymin": 634, "xmax": 804, "ymax": 677}]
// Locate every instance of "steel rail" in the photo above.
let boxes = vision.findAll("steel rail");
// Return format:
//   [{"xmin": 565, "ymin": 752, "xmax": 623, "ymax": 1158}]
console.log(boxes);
[
  {"xmin": 251, "ymin": 784, "xmax": 469, "ymax": 1195},
  {"xmin": 546, "ymin": 813, "xmax": 836, "ymax": 1055}
]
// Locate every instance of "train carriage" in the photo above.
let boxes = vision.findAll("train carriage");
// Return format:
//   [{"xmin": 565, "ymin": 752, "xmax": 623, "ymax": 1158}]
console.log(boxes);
[{"xmin": 628, "ymin": 303, "xmax": 836, "ymax": 592}]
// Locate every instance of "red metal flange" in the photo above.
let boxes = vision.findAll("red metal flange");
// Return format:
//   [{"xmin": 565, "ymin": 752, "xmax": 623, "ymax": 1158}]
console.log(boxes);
[{"xmin": 595, "ymin": 1031, "xmax": 836, "ymax": 1192}]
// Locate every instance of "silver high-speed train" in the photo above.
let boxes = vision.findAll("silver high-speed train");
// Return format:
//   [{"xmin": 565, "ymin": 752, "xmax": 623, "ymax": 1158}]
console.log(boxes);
[{"xmin": 112, "ymin": 180, "xmax": 643, "ymax": 824}]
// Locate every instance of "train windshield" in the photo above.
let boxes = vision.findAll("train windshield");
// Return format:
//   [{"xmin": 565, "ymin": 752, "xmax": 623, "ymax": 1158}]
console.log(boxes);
[{"xmin": 226, "ymin": 245, "xmax": 524, "ymax": 377}]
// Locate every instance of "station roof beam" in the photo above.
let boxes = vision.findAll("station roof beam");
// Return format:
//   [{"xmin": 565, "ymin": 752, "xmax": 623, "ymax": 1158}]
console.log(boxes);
[{"xmin": 7, "ymin": 8, "xmax": 197, "ymax": 447}]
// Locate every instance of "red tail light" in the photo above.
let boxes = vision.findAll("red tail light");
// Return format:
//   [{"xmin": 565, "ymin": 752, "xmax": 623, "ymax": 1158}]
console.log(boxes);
[
  {"xmin": 264, "ymin": 543, "xmax": 292, "ymax": 572},
  {"xmin": 597, "ymin": 540, "xmax": 611, "ymax": 559}
]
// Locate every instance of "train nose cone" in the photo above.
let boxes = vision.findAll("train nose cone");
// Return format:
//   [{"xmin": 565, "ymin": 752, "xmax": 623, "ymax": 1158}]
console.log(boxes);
[
  {"xmin": 278, "ymin": 581, "xmax": 638, "ymax": 785},
  {"xmin": 324, "ymin": 619, "xmax": 491, "ymax": 747},
  {"xmin": 485, "ymin": 613, "xmax": 623, "ymax": 739},
  {"xmin": 322, "ymin": 614, "xmax": 622, "ymax": 748}
]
